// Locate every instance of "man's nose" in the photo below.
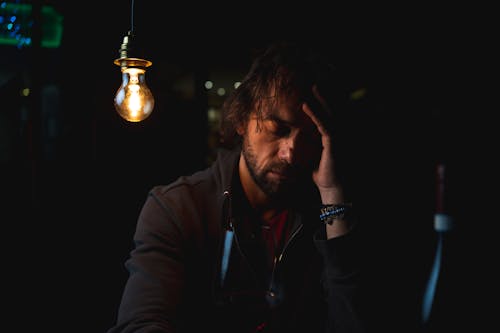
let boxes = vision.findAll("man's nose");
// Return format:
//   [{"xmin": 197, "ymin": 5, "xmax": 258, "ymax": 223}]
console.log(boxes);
[{"xmin": 278, "ymin": 136, "xmax": 297, "ymax": 164}]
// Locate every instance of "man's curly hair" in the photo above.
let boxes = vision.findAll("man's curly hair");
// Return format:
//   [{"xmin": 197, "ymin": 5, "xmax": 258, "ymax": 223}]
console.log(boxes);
[{"xmin": 219, "ymin": 41, "xmax": 348, "ymax": 149}]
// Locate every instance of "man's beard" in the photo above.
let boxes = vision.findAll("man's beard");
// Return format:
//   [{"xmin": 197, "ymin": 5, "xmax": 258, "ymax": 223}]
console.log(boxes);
[{"xmin": 241, "ymin": 138, "xmax": 305, "ymax": 199}]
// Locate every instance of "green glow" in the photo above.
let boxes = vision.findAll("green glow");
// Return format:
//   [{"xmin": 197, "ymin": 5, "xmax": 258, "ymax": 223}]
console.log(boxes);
[{"xmin": 0, "ymin": 2, "xmax": 64, "ymax": 48}]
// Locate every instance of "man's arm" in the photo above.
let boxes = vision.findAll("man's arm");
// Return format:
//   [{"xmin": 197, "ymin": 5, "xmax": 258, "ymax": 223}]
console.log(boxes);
[{"xmin": 107, "ymin": 190, "xmax": 185, "ymax": 333}]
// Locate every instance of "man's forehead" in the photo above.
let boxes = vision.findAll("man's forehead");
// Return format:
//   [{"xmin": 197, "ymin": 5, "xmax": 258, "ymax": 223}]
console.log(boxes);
[{"xmin": 260, "ymin": 100, "xmax": 315, "ymax": 129}]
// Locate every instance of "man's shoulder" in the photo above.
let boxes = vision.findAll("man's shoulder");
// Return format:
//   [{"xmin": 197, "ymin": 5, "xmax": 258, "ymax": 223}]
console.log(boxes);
[
  {"xmin": 147, "ymin": 147, "xmax": 239, "ymax": 205},
  {"xmin": 150, "ymin": 168, "xmax": 213, "ymax": 198},
  {"xmin": 158, "ymin": 148, "xmax": 236, "ymax": 189}
]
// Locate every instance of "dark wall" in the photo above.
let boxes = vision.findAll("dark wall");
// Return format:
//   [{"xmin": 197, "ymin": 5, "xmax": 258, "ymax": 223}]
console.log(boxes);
[{"xmin": 1, "ymin": 1, "xmax": 490, "ymax": 333}]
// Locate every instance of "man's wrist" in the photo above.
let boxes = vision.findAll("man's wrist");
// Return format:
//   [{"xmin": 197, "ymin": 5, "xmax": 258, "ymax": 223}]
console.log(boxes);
[
  {"xmin": 318, "ymin": 186, "xmax": 344, "ymax": 205},
  {"xmin": 319, "ymin": 203, "xmax": 353, "ymax": 225}
]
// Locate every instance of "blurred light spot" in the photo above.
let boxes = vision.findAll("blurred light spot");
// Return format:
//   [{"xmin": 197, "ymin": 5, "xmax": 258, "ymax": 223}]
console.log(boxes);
[
  {"xmin": 217, "ymin": 87, "xmax": 226, "ymax": 96},
  {"xmin": 204, "ymin": 80, "xmax": 213, "ymax": 89},
  {"xmin": 350, "ymin": 88, "xmax": 367, "ymax": 101},
  {"xmin": 21, "ymin": 88, "xmax": 30, "ymax": 96},
  {"xmin": 207, "ymin": 107, "xmax": 220, "ymax": 122}
]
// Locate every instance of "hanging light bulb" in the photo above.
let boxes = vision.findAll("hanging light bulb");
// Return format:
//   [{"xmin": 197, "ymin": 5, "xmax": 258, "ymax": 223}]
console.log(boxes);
[{"xmin": 114, "ymin": 31, "xmax": 154, "ymax": 122}]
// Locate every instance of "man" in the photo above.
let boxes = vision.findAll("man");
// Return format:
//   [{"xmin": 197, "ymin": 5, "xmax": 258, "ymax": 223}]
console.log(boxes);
[{"xmin": 107, "ymin": 41, "xmax": 367, "ymax": 333}]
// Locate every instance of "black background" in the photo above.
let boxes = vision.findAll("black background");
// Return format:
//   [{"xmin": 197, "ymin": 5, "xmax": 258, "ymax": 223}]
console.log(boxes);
[{"xmin": 1, "ymin": 1, "xmax": 492, "ymax": 332}]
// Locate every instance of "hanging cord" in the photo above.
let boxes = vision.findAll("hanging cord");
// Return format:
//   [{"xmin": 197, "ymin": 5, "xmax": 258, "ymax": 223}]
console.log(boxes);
[
  {"xmin": 129, "ymin": 0, "xmax": 135, "ymax": 33},
  {"xmin": 421, "ymin": 162, "xmax": 453, "ymax": 325}
]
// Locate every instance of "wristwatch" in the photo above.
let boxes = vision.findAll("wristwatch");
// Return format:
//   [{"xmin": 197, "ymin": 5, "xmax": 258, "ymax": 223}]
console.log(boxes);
[{"xmin": 319, "ymin": 203, "xmax": 352, "ymax": 225}]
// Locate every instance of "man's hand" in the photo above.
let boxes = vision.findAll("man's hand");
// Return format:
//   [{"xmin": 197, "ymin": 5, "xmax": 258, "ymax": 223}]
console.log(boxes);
[
  {"xmin": 302, "ymin": 85, "xmax": 344, "ymax": 205},
  {"xmin": 303, "ymin": 86, "xmax": 351, "ymax": 238}
]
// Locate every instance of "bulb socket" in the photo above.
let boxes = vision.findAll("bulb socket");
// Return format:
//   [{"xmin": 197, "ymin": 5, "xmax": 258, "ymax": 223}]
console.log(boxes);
[{"xmin": 114, "ymin": 31, "xmax": 152, "ymax": 68}]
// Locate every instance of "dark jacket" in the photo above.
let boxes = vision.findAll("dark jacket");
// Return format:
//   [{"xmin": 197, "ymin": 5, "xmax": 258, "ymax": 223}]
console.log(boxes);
[{"xmin": 107, "ymin": 147, "xmax": 366, "ymax": 333}]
